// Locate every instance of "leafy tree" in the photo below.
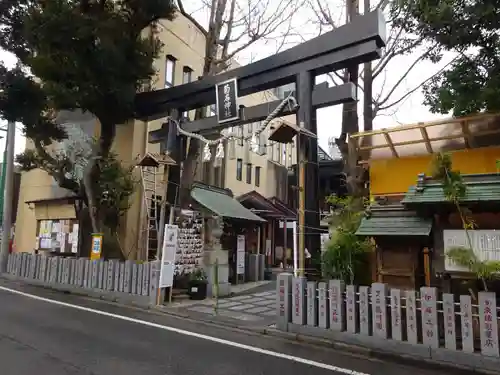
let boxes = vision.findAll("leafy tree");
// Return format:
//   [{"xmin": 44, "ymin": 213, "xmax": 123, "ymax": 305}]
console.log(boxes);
[
  {"xmin": 322, "ymin": 196, "xmax": 374, "ymax": 285},
  {"xmin": 0, "ymin": 0, "xmax": 176, "ymax": 235},
  {"xmin": 397, "ymin": 0, "xmax": 500, "ymax": 116}
]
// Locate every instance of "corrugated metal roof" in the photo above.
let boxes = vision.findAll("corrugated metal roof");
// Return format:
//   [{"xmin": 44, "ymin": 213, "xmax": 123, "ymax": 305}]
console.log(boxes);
[
  {"xmin": 402, "ymin": 173, "xmax": 500, "ymax": 204},
  {"xmin": 356, "ymin": 216, "xmax": 433, "ymax": 236}
]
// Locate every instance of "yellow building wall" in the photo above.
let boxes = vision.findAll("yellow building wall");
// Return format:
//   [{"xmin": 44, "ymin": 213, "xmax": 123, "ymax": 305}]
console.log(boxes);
[{"xmin": 370, "ymin": 147, "xmax": 500, "ymax": 195}]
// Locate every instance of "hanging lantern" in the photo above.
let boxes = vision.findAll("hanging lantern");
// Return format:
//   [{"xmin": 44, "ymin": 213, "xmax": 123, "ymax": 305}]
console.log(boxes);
[{"xmin": 202, "ymin": 143, "xmax": 211, "ymax": 162}]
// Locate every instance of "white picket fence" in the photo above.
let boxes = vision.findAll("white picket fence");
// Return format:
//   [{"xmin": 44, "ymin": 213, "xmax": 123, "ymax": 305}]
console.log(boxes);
[
  {"xmin": 5, "ymin": 252, "xmax": 159, "ymax": 304},
  {"xmin": 276, "ymin": 274, "xmax": 500, "ymax": 360}
]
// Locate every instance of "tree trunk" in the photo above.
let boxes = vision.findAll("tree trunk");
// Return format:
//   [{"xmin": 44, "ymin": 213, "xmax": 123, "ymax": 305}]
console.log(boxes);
[
  {"xmin": 82, "ymin": 120, "xmax": 116, "ymax": 233},
  {"xmin": 178, "ymin": 38, "xmax": 218, "ymax": 208},
  {"xmin": 339, "ymin": 0, "xmax": 361, "ymax": 197},
  {"xmin": 179, "ymin": 107, "xmax": 205, "ymax": 208}
]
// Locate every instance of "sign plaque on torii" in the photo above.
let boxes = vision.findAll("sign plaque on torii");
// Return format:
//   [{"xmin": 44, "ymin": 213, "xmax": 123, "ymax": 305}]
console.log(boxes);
[{"xmin": 135, "ymin": 10, "xmax": 386, "ymax": 266}]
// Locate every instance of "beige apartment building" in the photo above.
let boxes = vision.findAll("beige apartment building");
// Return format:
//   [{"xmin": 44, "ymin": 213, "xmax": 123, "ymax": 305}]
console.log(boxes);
[{"xmin": 14, "ymin": 12, "xmax": 296, "ymax": 259}]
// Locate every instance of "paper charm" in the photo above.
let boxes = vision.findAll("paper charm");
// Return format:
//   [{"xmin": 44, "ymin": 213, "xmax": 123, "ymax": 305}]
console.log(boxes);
[
  {"xmin": 216, "ymin": 140, "xmax": 224, "ymax": 160},
  {"xmin": 251, "ymin": 133, "xmax": 259, "ymax": 153},
  {"xmin": 202, "ymin": 143, "xmax": 211, "ymax": 162}
]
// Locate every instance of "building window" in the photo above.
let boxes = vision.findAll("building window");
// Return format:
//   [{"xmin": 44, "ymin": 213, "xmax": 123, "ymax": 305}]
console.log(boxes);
[
  {"xmin": 165, "ymin": 55, "xmax": 176, "ymax": 88},
  {"xmin": 182, "ymin": 67, "xmax": 193, "ymax": 118},
  {"xmin": 236, "ymin": 159, "xmax": 243, "ymax": 181},
  {"xmin": 246, "ymin": 163, "xmax": 252, "ymax": 184},
  {"xmin": 282, "ymin": 146, "xmax": 287, "ymax": 165},
  {"xmin": 182, "ymin": 66, "xmax": 192, "ymax": 84},
  {"xmin": 255, "ymin": 166, "xmax": 261, "ymax": 187},
  {"xmin": 208, "ymin": 104, "xmax": 216, "ymax": 117}
]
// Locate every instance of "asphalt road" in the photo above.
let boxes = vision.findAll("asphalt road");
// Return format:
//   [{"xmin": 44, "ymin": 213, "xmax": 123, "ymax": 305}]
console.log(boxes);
[{"xmin": 0, "ymin": 279, "xmax": 470, "ymax": 375}]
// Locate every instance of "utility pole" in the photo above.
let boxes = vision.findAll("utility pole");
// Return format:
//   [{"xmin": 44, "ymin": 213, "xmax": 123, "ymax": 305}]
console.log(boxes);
[
  {"xmin": 363, "ymin": 0, "xmax": 373, "ymax": 133},
  {"xmin": 0, "ymin": 131, "xmax": 7, "ymax": 227},
  {"xmin": 0, "ymin": 121, "xmax": 16, "ymax": 273},
  {"xmin": 295, "ymin": 70, "xmax": 316, "ymax": 278}
]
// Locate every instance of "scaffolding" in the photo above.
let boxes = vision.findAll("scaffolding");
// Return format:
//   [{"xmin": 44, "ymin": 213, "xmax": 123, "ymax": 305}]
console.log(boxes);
[{"xmin": 137, "ymin": 152, "xmax": 177, "ymax": 261}]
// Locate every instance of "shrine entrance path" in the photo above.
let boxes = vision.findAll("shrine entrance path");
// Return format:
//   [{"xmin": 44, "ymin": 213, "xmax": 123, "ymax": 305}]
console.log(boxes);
[{"xmin": 161, "ymin": 283, "xmax": 276, "ymax": 328}]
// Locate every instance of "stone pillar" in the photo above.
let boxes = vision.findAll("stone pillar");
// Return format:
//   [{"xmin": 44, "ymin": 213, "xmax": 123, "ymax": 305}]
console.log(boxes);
[
  {"xmin": 359, "ymin": 286, "xmax": 371, "ymax": 335},
  {"xmin": 329, "ymin": 279, "xmax": 346, "ymax": 331},
  {"xmin": 478, "ymin": 292, "xmax": 499, "ymax": 357},
  {"xmin": 390, "ymin": 288, "xmax": 402, "ymax": 341},
  {"xmin": 420, "ymin": 287, "xmax": 439, "ymax": 348},
  {"xmin": 442, "ymin": 293, "xmax": 457, "ymax": 351},
  {"xmin": 306, "ymin": 281, "xmax": 318, "ymax": 327},
  {"xmin": 276, "ymin": 272, "xmax": 292, "ymax": 331},
  {"xmin": 318, "ymin": 282, "xmax": 329, "ymax": 329},
  {"xmin": 258, "ymin": 254, "xmax": 265, "ymax": 281},
  {"xmin": 248, "ymin": 254, "xmax": 258, "ymax": 282},
  {"xmin": 460, "ymin": 294, "xmax": 474, "ymax": 353},
  {"xmin": 148, "ymin": 260, "xmax": 160, "ymax": 304},
  {"xmin": 292, "ymin": 276, "xmax": 307, "ymax": 325},
  {"xmin": 346, "ymin": 285, "xmax": 358, "ymax": 333},
  {"xmin": 203, "ymin": 216, "xmax": 230, "ymax": 297},
  {"xmin": 371, "ymin": 282, "xmax": 388, "ymax": 339},
  {"xmin": 405, "ymin": 290, "xmax": 418, "ymax": 344}
]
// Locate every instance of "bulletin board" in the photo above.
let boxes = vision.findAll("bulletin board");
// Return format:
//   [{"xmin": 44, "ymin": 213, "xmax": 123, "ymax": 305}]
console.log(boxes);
[{"xmin": 36, "ymin": 219, "xmax": 80, "ymax": 254}]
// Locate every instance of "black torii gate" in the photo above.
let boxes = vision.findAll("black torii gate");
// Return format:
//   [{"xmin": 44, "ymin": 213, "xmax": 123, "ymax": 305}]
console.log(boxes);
[{"xmin": 135, "ymin": 10, "xmax": 386, "ymax": 274}]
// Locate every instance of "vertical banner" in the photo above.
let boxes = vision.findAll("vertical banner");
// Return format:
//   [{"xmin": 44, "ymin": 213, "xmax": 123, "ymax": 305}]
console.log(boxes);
[
  {"xmin": 236, "ymin": 234, "xmax": 245, "ymax": 275},
  {"xmin": 159, "ymin": 224, "xmax": 178, "ymax": 288},
  {"xmin": 90, "ymin": 233, "xmax": 103, "ymax": 261}
]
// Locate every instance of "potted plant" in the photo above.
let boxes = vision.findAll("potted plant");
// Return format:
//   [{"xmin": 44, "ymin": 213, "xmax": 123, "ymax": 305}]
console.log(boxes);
[{"xmin": 187, "ymin": 268, "xmax": 208, "ymax": 300}]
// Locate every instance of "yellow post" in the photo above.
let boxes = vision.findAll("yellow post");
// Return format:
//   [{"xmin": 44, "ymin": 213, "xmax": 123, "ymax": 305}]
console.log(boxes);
[
  {"xmin": 423, "ymin": 247, "xmax": 431, "ymax": 287},
  {"xmin": 90, "ymin": 233, "xmax": 103, "ymax": 260}
]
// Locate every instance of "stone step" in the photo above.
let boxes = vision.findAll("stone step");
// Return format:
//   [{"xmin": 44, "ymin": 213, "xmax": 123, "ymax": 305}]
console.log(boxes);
[{"xmin": 173, "ymin": 293, "xmax": 190, "ymax": 301}]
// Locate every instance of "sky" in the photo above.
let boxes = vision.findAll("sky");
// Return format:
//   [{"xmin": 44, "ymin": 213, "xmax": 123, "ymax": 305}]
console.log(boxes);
[
  {"xmin": 0, "ymin": 0, "xmax": 455, "ymax": 159},
  {"xmin": 0, "ymin": 52, "xmax": 26, "ymax": 160},
  {"xmin": 180, "ymin": 0, "xmax": 456, "ymax": 152}
]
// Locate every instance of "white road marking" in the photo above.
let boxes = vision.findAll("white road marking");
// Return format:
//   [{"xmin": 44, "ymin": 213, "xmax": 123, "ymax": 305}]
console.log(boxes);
[{"xmin": 0, "ymin": 285, "xmax": 369, "ymax": 375}]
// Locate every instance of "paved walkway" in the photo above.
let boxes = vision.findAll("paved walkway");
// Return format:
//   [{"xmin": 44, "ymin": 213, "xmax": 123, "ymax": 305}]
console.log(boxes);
[{"xmin": 163, "ymin": 283, "xmax": 276, "ymax": 327}]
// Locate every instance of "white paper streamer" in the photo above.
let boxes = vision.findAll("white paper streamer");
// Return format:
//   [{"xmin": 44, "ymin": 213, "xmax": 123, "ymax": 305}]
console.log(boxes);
[
  {"xmin": 216, "ymin": 140, "xmax": 224, "ymax": 160},
  {"xmin": 251, "ymin": 133, "xmax": 259, "ymax": 153},
  {"xmin": 203, "ymin": 143, "xmax": 211, "ymax": 162}
]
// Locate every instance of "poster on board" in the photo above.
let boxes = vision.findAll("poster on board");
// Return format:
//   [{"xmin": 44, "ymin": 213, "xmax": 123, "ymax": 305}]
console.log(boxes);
[
  {"xmin": 236, "ymin": 234, "xmax": 245, "ymax": 275},
  {"xmin": 159, "ymin": 224, "xmax": 178, "ymax": 288}
]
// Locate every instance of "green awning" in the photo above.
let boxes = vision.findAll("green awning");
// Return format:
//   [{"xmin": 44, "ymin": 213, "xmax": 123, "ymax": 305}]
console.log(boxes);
[
  {"xmin": 191, "ymin": 187, "xmax": 266, "ymax": 222},
  {"xmin": 355, "ymin": 216, "xmax": 433, "ymax": 236},
  {"xmin": 402, "ymin": 173, "xmax": 500, "ymax": 205}
]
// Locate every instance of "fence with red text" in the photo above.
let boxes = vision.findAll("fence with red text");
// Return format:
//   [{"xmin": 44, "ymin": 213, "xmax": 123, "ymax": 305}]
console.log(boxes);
[{"xmin": 276, "ymin": 273, "xmax": 500, "ymax": 362}]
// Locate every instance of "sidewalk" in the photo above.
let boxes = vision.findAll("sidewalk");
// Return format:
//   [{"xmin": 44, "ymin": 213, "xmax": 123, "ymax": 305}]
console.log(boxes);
[{"xmin": 162, "ymin": 281, "xmax": 276, "ymax": 327}]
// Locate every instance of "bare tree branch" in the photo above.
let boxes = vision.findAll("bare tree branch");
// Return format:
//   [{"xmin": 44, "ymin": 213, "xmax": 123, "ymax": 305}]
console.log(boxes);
[
  {"xmin": 177, "ymin": 0, "xmax": 302, "ymax": 205},
  {"xmin": 372, "ymin": 36, "xmax": 425, "ymax": 79},
  {"xmin": 306, "ymin": 0, "xmax": 440, "ymax": 128},
  {"xmin": 377, "ymin": 54, "xmax": 460, "ymax": 111},
  {"xmin": 177, "ymin": 0, "xmax": 208, "ymax": 36}
]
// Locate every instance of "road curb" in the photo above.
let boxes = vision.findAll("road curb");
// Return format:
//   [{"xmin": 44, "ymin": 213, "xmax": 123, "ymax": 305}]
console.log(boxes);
[{"xmin": 257, "ymin": 327, "xmax": 495, "ymax": 375}]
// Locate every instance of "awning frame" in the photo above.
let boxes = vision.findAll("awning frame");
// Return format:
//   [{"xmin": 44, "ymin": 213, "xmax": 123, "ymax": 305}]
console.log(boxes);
[{"xmin": 349, "ymin": 112, "xmax": 500, "ymax": 163}]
